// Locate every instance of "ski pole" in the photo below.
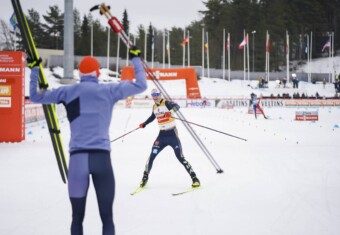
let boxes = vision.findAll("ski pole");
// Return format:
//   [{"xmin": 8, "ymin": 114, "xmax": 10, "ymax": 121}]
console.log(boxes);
[
  {"xmin": 110, "ymin": 127, "xmax": 140, "ymax": 143},
  {"xmin": 173, "ymin": 117, "xmax": 247, "ymax": 141}
]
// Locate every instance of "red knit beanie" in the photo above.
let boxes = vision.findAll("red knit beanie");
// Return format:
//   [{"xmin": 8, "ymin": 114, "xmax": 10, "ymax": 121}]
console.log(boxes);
[{"xmin": 78, "ymin": 56, "xmax": 100, "ymax": 77}]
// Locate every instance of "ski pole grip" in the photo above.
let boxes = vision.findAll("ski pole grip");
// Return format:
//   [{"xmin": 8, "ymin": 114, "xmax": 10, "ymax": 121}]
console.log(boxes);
[{"xmin": 108, "ymin": 17, "xmax": 124, "ymax": 34}]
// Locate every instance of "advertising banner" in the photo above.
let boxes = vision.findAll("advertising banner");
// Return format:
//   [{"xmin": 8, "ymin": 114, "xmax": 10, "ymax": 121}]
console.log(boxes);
[{"xmin": 0, "ymin": 51, "xmax": 25, "ymax": 142}]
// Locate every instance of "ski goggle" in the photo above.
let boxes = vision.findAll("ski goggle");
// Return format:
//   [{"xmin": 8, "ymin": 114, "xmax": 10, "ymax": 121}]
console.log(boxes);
[{"xmin": 151, "ymin": 92, "xmax": 161, "ymax": 97}]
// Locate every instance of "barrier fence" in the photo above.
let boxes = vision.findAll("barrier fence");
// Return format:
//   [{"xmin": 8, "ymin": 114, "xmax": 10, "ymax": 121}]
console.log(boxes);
[{"xmin": 25, "ymin": 98, "xmax": 340, "ymax": 124}]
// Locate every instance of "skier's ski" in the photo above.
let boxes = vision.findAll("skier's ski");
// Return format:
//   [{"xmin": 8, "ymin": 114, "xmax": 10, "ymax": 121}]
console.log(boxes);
[
  {"xmin": 172, "ymin": 187, "xmax": 201, "ymax": 196},
  {"xmin": 11, "ymin": 0, "xmax": 68, "ymax": 183},
  {"xmin": 130, "ymin": 186, "xmax": 145, "ymax": 196}
]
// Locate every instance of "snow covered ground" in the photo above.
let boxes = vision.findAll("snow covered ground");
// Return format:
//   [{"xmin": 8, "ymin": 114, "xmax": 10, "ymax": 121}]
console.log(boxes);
[{"xmin": 1, "ymin": 59, "xmax": 340, "ymax": 234}]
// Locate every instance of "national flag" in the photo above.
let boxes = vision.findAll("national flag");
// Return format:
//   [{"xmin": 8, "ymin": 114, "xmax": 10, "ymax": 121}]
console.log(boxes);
[
  {"xmin": 322, "ymin": 39, "xmax": 330, "ymax": 52},
  {"xmin": 181, "ymin": 36, "xmax": 189, "ymax": 46},
  {"xmin": 204, "ymin": 34, "xmax": 208, "ymax": 51},
  {"xmin": 9, "ymin": 12, "xmax": 17, "ymax": 30},
  {"xmin": 286, "ymin": 35, "xmax": 289, "ymax": 56},
  {"xmin": 166, "ymin": 34, "xmax": 170, "ymax": 52},
  {"xmin": 151, "ymin": 31, "xmax": 155, "ymax": 49},
  {"xmin": 266, "ymin": 35, "xmax": 270, "ymax": 53},
  {"xmin": 226, "ymin": 36, "xmax": 230, "ymax": 51},
  {"xmin": 238, "ymin": 35, "xmax": 248, "ymax": 49}
]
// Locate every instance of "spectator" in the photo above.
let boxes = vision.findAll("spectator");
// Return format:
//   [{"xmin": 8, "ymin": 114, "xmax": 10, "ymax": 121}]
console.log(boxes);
[
  {"xmin": 258, "ymin": 76, "xmax": 264, "ymax": 88},
  {"xmin": 282, "ymin": 77, "xmax": 287, "ymax": 88},
  {"xmin": 292, "ymin": 73, "xmax": 298, "ymax": 88}
]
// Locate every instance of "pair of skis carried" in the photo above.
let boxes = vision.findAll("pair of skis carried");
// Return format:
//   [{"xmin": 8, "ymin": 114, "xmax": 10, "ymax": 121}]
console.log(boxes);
[{"xmin": 11, "ymin": 0, "xmax": 68, "ymax": 183}]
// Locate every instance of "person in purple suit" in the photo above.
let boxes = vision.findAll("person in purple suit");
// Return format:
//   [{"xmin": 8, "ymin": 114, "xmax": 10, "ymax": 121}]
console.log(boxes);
[{"xmin": 28, "ymin": 47, "xmax": 146, "ymax": 235}]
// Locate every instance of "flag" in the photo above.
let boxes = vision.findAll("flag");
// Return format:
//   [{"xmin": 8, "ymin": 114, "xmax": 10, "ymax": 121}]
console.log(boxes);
[
  {"xmin": 204, "ymin": 34, "xmax": 208, "ymax": 51},
  {"xmin": 322, "ymin": 39, "xmax": 330, "ymax": 52},
  {"xmin": 9, "ymin": 12, "xmax": 17, "ymax": 30},
  {"xmin": 151, "ymin": 31, "xmax": 155, "ymax": 49},
  {"xmin": 181, "ymin": 36, "xmax": 189, "ymax": 46},
  {"xmin": 238, "ymin": 35, "xmax": 248, "ymax": 49},
  {"xmin": 166, "ymin": 34, "xmax": 170, "ymax": 52},
  {"xmin": 226, "ymin": 36, "xmax": 230, "ymax": 51},
  {"xmin": 266, "ymin": 35, "xmax": 270, "ymax": 53}
]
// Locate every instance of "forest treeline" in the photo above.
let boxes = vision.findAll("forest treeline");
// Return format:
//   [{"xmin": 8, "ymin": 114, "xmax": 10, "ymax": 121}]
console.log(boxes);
[{"xmin": 0, "ymin": 0, "xmax": 339, "ymax": 71}]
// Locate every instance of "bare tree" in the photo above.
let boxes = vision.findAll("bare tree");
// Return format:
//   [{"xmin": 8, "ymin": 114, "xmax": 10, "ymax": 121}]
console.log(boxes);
[{"xmin": 0, "ymin": 18, "xmax": 16, "ymax": 50}]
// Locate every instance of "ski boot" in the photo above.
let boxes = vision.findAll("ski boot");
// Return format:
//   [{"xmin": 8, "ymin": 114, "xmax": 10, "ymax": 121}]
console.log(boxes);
[
  {"xmin": 191, "ymin": 176, "xmax": 200, "ymax": 188},
  {"xmin": 140, "ymin": 171, "xmax": 149, "ymax": 188}
]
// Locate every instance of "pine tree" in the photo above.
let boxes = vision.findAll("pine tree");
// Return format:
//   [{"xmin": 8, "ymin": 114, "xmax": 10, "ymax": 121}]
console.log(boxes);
[
  {"xmin": 42, "ymin": 5, "xmax": 64, "ymax": 49},
  {"xmin": 120, "ymin": 9, "xmax": 130, "ymax": 59},
  {"xmin": 27, "ymin": 9, "xmax": 46, "ymax": 48}
]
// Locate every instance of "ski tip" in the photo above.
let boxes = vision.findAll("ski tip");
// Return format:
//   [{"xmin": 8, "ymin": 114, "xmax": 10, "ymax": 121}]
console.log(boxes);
[
  {"xmin": 130, "ymin": 186, "xmax": 144, "ymax": 196},
  {"xmin": 217, "ymin": 169, "xmax": 224, "ymax": 174}
]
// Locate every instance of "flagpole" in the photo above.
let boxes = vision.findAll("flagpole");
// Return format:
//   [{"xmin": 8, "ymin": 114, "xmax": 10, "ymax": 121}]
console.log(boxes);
[
  {"xmin": 14, "ymin": 28, "xmax": 17, "ymax": 51},
  {"xmin": 183, "ymin": 29, "xmax": 186, "ymax": 68},
  {"xmin": 206, "ymin": 32, "xmax": 210, "ymax": 79},
  {"xmin": 152, "ymin": 29, "xmax": 154, "ymax": 68},
  {"xmin": 228, "ymin": 32, "xmax": 230, "ymax": 81},
  {"xmin": 286, "ymin": 30, "xmax": 289, "ymax": 83},
  {"xmin": 91, "ymin": 23, "xmax": 93, "ymax": 56},
  {"xmin": 328, "ymin": 32, "xmax": 333, "ymax": 83},
  {"xmin": 310, "ymin": 31, "xmax": 313, "ymax": 83},
  {"xmin": 187, "ymin": 30, "xmax": 190, "ymax": 67},
  {"xmin": 268, "ymin": 32, "xmax": 270, "ymax": 82},
  {"xmin": 305, "ymin": 34, "xmax": 309, "ymax": 83},
  {"xmin": 202, "ymin": 25, "xmax": 205, "ymax": 78},
  {"xmin": 107, "ymin": 27, "xmax": 110, "ymax": 69},
  {"xmin": 243, "ymin": 30, "xmax": 246, "ymax": 80},
  {"xmin": 265, "ymin": 31, "xmax": 267, "ymax": 81},
  {"xmin": 223, "ymin": 28, "xmax": 225, "ymax": 80},
  {"xmin": 167, "ymin": 31, "xmax": 171, "ymax": 68},
  {"xmin": 126, "ymin": 32, "xmax": 130, "ymax": 66},
  {"xmin": 332, "ymin": 32, "xmax": 335, "ymax": 83},
  {"xmin": 247, "ymin": 33, "xmax": 250, "ymax": 81},
  {"xmin": 144, "ymin": 30, "xmax": 147, "ymax": 61},
  {"xmin": 116, "ymin": 36, "xmax": 120, "ymax": 78},
  {"xmin": 163, "ymin": 30, "xmax": 165, "ymax": 68}
]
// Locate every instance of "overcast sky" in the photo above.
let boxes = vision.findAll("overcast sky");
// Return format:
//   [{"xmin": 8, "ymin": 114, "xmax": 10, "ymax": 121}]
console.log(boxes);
[{"xmin": 2, "ymin": 0, "xmax": 206, "ymax": 33}]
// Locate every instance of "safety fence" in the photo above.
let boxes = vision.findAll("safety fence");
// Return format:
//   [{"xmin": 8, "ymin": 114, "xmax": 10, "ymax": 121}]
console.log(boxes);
[{"xmin": 25, "ymin": 98, "xmax": 340, "ymax": 123}]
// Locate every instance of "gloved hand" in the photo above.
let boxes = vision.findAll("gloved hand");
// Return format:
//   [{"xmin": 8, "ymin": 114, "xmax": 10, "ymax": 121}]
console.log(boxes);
[
  {"xmin": 129, "ymin": 46, "xmax": 142, "ymax": 58},
  {"xmin": 164, "ymin": 112, "xmax": 171, "ymax": 118},
  {"xmin": 139, "ymin": 123, "xmax": 145, "ymax": 128},
  {"xmin": 26, "ymin": 52, "xmax": 42, "ymax": 69}
]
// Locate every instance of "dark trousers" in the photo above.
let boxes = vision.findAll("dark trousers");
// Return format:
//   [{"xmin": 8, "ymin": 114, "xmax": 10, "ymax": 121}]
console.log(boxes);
[
  {"xmin": 68, "ymin": 150, "xmax": 115, "ymax": 235},
  {"xmin": 144, "ymin": 128, "xmax": 196, "ymax": 178}
]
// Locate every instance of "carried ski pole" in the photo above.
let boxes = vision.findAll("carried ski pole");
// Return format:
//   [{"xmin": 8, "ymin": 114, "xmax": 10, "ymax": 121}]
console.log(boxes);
[
  {"xmin": 110, "ymin": 127, "xmax": 140, "ymax": 143},
  {"xmin": 91, "ymin": 3, "xmax": 224, "ymax": 174},
  {"xmin": 173, "ymin": 117, "xmax": 247, "ymax": 141}
]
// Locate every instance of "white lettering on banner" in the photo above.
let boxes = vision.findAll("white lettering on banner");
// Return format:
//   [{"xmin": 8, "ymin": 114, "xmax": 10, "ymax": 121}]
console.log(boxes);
[
  {"xmin": 0, "ymin": 79, "xmax": 6, "ymax": 83},
  {"xmin": 260, "ymin": 100, "xmax": 285, "ymax": 107},
  {"xmin": 0, "ymin": 67, "xmax": 21, "ymax": 73},
  {"xmin": 295, "ymin": 111, "xmax": 318, "ymax": 121},
  {"xmin": 0, "ymin": 97, "xmax": 11, "ymax": 108},
  {"xmin": 152, "ymin": 71, "xmax": 178, "ymax": 79}
]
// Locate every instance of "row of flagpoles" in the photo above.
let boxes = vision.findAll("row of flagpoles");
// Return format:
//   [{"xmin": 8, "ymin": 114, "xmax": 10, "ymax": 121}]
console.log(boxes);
[
  {"xmin": 11, "ymin": 15, "xmax": 335, "ymax": 83},
  {"xmin": 9, "ymin": 12, "xmax": 336, "ymax": 83},
  {"xmin": 130, "ymin": 28, "xmax": 335, "ymax": 82}
]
